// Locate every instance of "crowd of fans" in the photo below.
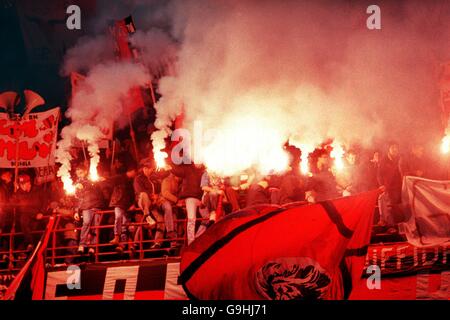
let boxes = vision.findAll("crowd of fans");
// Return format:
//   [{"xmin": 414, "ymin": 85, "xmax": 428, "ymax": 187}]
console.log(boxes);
[{"xmin": 0, "ymin": 136, "xmax": 447, "ymax": 268}]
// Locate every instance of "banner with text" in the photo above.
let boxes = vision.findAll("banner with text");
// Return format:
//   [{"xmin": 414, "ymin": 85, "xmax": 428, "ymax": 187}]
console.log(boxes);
[{"xmin": 0, "ymin": 108, "xmax": 59, "ymax": 168}]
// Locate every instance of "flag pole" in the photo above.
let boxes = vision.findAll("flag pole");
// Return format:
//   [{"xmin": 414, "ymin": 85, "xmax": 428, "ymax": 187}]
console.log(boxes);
[
  {"xmin": 110, "ymin": 122, "xmax": 116, "ymax": 173},
  {"xmin": 80, "ymin": 140, "xmax": 88, "ymax": 163},
  {"xmin": 110, "ymin": 139, "xmax": 116, "ymax": 173},
  {"xmin": 128, "ymin": 114, "xmax": 140, "ymax": 162},
  {"xmin": 149, "ymin": 81, "xmax": 157, "ymax": 106},
  {"xmin": 11, "ymin": 113, "xmax": 20, "ymax": 270}
]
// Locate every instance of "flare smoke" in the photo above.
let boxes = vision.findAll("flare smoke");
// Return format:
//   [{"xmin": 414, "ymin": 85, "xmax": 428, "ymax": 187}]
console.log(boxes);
[{"xmin": 150, "ymin": 0, "xmax": 450, "ymax": 175}]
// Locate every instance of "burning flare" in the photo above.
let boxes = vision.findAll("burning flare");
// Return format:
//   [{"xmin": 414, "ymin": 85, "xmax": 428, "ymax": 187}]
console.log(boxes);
[
  {"xmin": 299, "ymin": 144, "xmax": 315, "ymax": 175},
  {"xmin": 61, "ymin": 176, "xmax": 76, "ymax": 194},
  {"xmin": 154, "ymin": 150, "xmax": 168, "ymax": 169},
  {"xmin": 441, "ymin": 134, "xmax": 450, "ymax": 154},
  {"xmin": 200, "ymin": 115, "xmax": 290, "ymax": 176},
  {"xmin": 330, "ymin": 141, "xmax": 345, "ymax": 171}
]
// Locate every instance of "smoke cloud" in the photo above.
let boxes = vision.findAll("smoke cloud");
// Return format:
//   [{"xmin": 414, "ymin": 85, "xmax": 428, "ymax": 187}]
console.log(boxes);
[
  {"xmin": 56, "ymin": 61, "xmax": 151, "ymax": 188},
  {"xmin": 59, "ymin": 0, "xmax": 450, "ymax": 177},
  {"xmin": 148, "ymin": 0, "xmax": 450, "ymax": 174}
]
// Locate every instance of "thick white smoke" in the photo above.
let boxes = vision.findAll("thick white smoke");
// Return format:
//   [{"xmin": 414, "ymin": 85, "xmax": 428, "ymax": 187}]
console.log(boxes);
[
  {"xmin": 59, "ymin": 0, "xmax": 450, "ymax": 179},
  {"xmin": 149, "ymin": 0, "xmax": 450, "ymax": 175},
  {"xmin": 56, "ymin": 61, "xmax": 151, "ymax": 190}
]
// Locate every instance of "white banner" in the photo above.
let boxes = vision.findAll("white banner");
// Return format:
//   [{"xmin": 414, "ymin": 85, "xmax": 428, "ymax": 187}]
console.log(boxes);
[
  {"xmin": 401, "ymin": 176, "xmax": 450, "ymax": 247},
  {"xmin": 0, "ymin": 108, "xmax": 59, "ymax": 168}
]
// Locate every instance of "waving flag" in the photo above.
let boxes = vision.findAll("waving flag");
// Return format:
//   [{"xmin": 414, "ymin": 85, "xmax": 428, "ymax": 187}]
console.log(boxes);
[
  {"xmin": 110, "ymin": 16, "xmax": 145, "ymax": 116},
  {"xmin": 180, "ymin": 190, "xmax": 380, "ymax": 300},
  {"xmin": 3, "ymin": 216, "xmax": 56, "ymax": 300}
]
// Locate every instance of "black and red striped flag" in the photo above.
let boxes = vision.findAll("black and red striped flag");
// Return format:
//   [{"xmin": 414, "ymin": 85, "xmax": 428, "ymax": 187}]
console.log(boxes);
[{"xmin": 180, "ymin": 190, "xmax": 380, "ymax": 300}]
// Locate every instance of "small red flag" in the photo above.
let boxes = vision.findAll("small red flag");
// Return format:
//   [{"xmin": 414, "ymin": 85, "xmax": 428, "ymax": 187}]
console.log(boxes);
[
  {"xmin": 70, "ymin": 71, "xmax": 86, "ymax": 98},
  {"xmin": 110, "ymin": 16, "xmax": 145, "ymax": 116}
]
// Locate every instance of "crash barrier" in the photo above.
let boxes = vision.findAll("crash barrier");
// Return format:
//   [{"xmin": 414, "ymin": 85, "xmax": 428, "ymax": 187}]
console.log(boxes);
[{"xmin": 0, "ymin": 207, "xmax": 209, "ymax": 272}]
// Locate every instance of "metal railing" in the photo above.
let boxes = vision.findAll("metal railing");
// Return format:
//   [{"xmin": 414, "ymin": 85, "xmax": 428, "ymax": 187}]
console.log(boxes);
[{"xmin": 0, "ymin": 207, "xmax": 209, "ymax": 272}]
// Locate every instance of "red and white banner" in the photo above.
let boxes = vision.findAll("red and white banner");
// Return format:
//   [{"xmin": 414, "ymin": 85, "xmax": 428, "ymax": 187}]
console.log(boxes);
[{"xmin": 0, "ymin": 108, "xmax": 59, "ymax": 168}]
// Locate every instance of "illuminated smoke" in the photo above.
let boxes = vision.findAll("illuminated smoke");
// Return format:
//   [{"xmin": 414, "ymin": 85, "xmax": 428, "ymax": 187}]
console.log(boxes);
[
  {"xmin": 441, "ymin": 131, "xmax": 450, "ymax": 154},
  {"xmin": 330, "ymin": 141, "xmax": 345, "ymax": 172},
  {"xmin": 149, "ymin": 0, "xmax": 450, "ymax": 176},
  {"xmin": 56, "ymin": 61, "xmax": 150, "ymax": 191}
]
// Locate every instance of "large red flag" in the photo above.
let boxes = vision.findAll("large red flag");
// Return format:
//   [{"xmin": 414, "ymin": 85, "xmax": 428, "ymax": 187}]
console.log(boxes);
[
  {"xmin": 110, "ymin": 16, "xmax": 145, "ymax": 116},
  {"xmin": 180, "ymin": 190, "xmax": 380, "ymax": 300}
]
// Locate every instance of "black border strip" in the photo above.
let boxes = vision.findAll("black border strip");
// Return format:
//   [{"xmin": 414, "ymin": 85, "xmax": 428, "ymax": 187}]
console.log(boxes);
[
  {"xmin": 344, "ymin": 245, "xmax": 369, "ymax": 257},
  {"xmin": 180, "ymin": 207, "xmax": 288, "ymax": 286},
  {"xmin": 319, "ymin": 201, "xmax": 354, "ymax": 239},
  {"xmin": 181, "ymin": 200, "xmax": 356, "ymax": 299}
]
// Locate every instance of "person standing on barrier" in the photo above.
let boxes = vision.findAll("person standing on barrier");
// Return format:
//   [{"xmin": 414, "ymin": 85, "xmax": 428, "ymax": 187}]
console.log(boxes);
[
  {"xmin": 133, "ymin": 159, "xmax": 169, "ymax": 250},
  {"xmin": 159, "ymin": 172, "xmax": 181, "ymax": 249},
  {"xmin": 105, "ymin": 163, "xmax": 137, "ymax": 250},
  {"xmin": 171, "ymin": 163, "xmax": 208, "ymax": 246},
  {"xmin": 74, "ymin": 165, "xmax": 106, "ymax": 255}
]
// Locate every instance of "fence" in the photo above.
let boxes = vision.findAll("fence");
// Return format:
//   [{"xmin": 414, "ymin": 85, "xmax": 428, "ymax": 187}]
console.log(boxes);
[{"xmin": 0, "ymin": 207, "xmax": 208, "ymax": 274}]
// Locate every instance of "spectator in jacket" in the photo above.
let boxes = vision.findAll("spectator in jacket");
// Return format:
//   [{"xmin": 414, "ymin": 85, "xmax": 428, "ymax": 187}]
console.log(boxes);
[
  {"xmin": 377, "ymin": 142, "xmax": 402, "ymax": 226},
  {"xmin": 171, "ymin": 163, "xmax": 208, "ymax": 245},
  {"xmin": 0, "ymin": 170, "xmax": 13, "ymax": 251},
  {"xmin": 105, "ymin": 163, "xmax": 137, "ymax": 248},
  {"xmin": 277, "ymin": 168, "xmax": 306, "ymax": 205},
  {"xmin": 399, "ymin": 144, "xmax": 428, "ymax": 178},
  {"xmin": 335, "ymin": 149, "xmax": 366, "ymax": 196},
  {"xmin": 245, "ymin": 177, "xmax": 271, "ymax": 208},
  {"xmin": 305, "ymin": 151, "xmax": 339, "ymax": 202},
  {"xmin": 48, "ymin": 181, "xmax": 79, "ymax": 264},
  {"xmin": 200, "ymin": 171, "xmax": 223, "ymax": 223},
  {"xmin": 362, "ymin": 150, "xmax": 381, "ymax": 191},
  {"xmin": 159, "ymin": 172, "xmax": 181, "ymax": 248},
  {"xmin": 74, "ymin": 165, "xmax": 105, "ymax": 255},
  {"xmin": 12, "ymin": 174, "xmax": 46, "ymax": 253},
  {"xmin": 134, "ymin": 160, "xmax": 157, "ymax": 227},
  {"xmin": 133, "ymin": 160, "xmax": 168, "ymax": 249}
]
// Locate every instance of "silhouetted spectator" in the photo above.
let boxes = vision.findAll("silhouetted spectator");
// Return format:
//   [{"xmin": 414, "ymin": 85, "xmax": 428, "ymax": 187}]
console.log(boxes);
[
  {"xmin": 0, "ymin": 170, "xmax": 14, "ymax": 251},
  {"xmin": 245, "ymin": 178, "xmax": 271, "ymax": 208},
  {"xmin": 11, "ymin": 174, "xmax": 46, "ymax": 255},
  {"xmin": 171, "ymin": 163, "xmax": 208, "ymax": 245},
  {"xmin": 74, "ymin": 165, "xmax": 106, "ymax": 255},
  {"xmin": 105, "ymin": 163, "xmax": 137, "ymax": 249},
  {"xmin": 306, "ymin": 151, "xmax": 339, "ymax": 202},
  {"xmin": 336, "ymin": 149, "xmax": 366, "ymax": 196},
  {"xmin": 363, "ymin": 150, "xmax": 381, "ymax": 191},
  {"xmin": 377, "ymin": 142, "xmax": 402, "ymax": 226},
  {"xmin": 399, "ymin": 144, "xmax": 428, "ymax": 178},
  {"xmin": 159, "ymin": 172, "xmax": 181, "ymax": 248},
  {"xmin": 133, "ymin": 160, "xmax": 167, "ymax": 249}
]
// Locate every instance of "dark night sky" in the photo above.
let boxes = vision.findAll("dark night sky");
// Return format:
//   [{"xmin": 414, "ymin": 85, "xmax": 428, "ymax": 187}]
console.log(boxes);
[{"xmin": 0, "ymin": 1, "xmax": 91, "ymax": 113}]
